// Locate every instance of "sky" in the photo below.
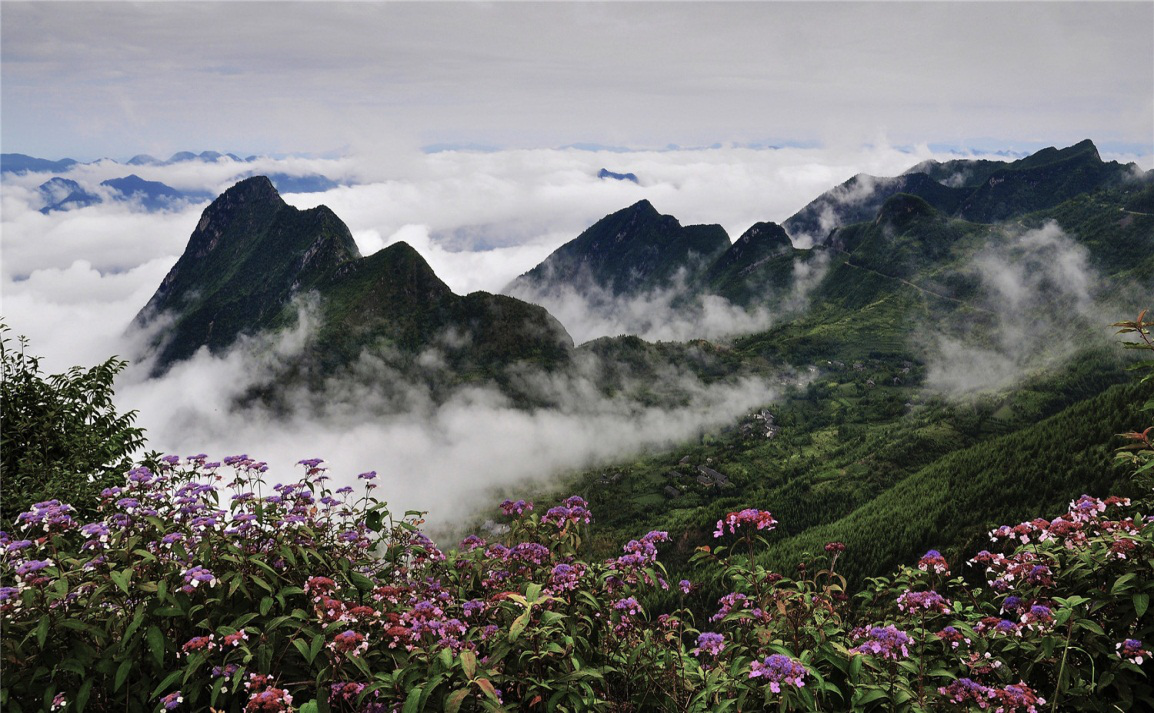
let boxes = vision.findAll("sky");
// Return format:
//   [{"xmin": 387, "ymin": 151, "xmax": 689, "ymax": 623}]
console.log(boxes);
[
  {"xmin": 2, "ymin": 2, "xmax": 1151, "ymax": 161},
  {"xmin": 1, "ymin": 0, "xmax": 1152, "ymax": 528}
]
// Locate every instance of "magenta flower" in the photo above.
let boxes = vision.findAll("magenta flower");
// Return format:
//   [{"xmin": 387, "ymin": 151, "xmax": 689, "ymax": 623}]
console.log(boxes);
[
  {"xmin": 159, "ymin": 691, "xmax": 183, "ymax": 710},
  {"xmin": 713, "ymin": 508, "xmax": 776, "ymax": 537}
]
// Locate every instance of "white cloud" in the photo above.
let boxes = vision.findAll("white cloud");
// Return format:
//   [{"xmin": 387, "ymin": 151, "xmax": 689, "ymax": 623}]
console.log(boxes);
[{"xmin": 924, "ymin": 222, "xmax": 1103, "ymax": 396}]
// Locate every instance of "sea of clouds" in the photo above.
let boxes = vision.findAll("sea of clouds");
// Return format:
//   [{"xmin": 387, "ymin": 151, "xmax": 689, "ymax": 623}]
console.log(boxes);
[{"xmin": 3, "ymin": 144, "xmax": 1144, "ymax": 528}]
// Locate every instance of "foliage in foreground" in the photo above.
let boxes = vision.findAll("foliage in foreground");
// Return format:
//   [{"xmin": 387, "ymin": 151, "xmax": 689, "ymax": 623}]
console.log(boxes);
[
  {"xmin": 0, "ymin": 324, "xmax": 147, "ymax": 523},
  {"xmin": 0, "ymin": 314, "xmax": 1151, "ymax": 712}
]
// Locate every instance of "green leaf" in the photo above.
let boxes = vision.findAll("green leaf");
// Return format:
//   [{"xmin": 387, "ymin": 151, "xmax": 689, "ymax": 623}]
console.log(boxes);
[
  {"xmin": 460, "ymin": 650, "xmax": 477, "ymax": 680},
  {"xmin": 349, "ymin": 572, "xmax": 375, "ymax": 592},
  {"xmin": 445, "ymin": 689, "xmax": 470, "ymax": 713},
  {"xmin": 525, "ymin": 582, "xmax": 543, "ymax": 603},
  {"xmin": 1111, "ymin": 572, "xmax": 1138, "ymax": 595},
  {"xmin": 403, "ymin": 686, "xmax": 424, "ymax": 713},
  {"xmin": 509, "ymin": 611, "xmax": 530, "ymax": 641},
  {"xmin": 75, "ymin": 679, "xmax": 93, "ymax": 713},
  {"xmin": 1077, "ymin": 619, "xmax": 1107, "ymax": 636},
  {"xmin": 855, "ymin": 688, "xmax": 888, "ymax": 706},
  {"xmin": 122, "ymin": 608, "xmax": 146, "ymax": 647},
  {"xmin": 293, "ymin": 638, "xmax": 313, "ymax": 664},
  {"xmin": 149, "ymin": 670, "xmax": 182, "ymax": 699},
  {"xmin": 35, "ymin": 617, "xmax": 49, "ymax": 648},
  {"xmin": 111, "ymin": 568, "xmax": 132, "ymax": 594},
  {"xmin": 475, "ymin": 678, "xmax": 499, "ymax": 702},
  {"xmin": 299, "ymin": 702, "xmax": 320, "ymax": 713},
  {"xmin": 114, "ymin": 659, "xmax": 133, "ymax": 691},
  {"xmin": 309, "ymin": 633, "xmax": 325, "ymax": 663},
  {"xmin": 260, "ymin": 596, "xmax": 275, "ymax": 616},
  {"xmin": 146, "ymin": 625, "xmax": 165, "ymax": 666},
  {"xmin": 1134, "ymin": 593, "xmax": 1150, "ymax": 618}
]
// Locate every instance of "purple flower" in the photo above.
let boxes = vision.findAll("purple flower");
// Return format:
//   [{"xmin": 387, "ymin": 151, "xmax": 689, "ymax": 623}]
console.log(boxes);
[
  {"xmin": 851, "ymin": 625, "xmax": 911, "ymax": 660},
  {"xmin": 679, "ymin": 579, "xmax": 692, "ymax": 594},
  {"xmin": 180, "ymin": 565, "xmax": 217, "ymax": 592},
  {"xmin": 499, "ymin": 499, "xmax": 532, "ymax": 516},
  {"xmin": 693, "ymin": 632, "xmax": 725, "ymax": 657},
  {"xmin": 938, "ymin": 678, "xmax": 991, "ymax": 705},
  {"xmin": 917, "ymin": 549, "xmax": 949, "ymax": 574},
  {"xmin": 710, "ymin": 592, "xmax": 749, "ymax": 622},
  {"xmin": 896, "ymin": 589, "xmax": 950, "ymax": 614},
  {"xmin": 614, "ymin": 596, "xmax": 641, "ymax": 615},
  {"xmin": 15, "ymin": 559, "xmax": 53, "ymax": 577},
  {"xmin": 1118, "ymin": 639, "xmax": 1148, "ymax": 665},
  {"xmin": 550, "ymin": 563, "xmax": 584, "ymax": 591},
  {"xmin": 4, "ymin": 539, "xmax": 34, "ymax": 552},
  {"xmin": 357, "ymin": 471, "xmax": 377, "ymax": 480},
  {"xmin": 749, "ymin": 654, "xmax": 807, "ymax": 693}
]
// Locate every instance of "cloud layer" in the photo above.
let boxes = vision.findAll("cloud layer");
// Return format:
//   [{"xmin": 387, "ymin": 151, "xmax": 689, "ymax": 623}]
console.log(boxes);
[
  {"xmin": 924, "ymin": 222, "xmax": 1106, "ymax": 395},
  {"xmin": 3, "ymin": 3, "xmax": 1151, "ymax": 162}
]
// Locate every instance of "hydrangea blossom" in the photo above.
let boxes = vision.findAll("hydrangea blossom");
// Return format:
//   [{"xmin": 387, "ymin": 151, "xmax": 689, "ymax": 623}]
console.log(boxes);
[
  {"xmin": 896, "ymin": 589, "xmax": 950, "ymax": 614},
  {"xmin": 692, "ymin": 632, "xmax": 725, "ymax": 657},
  {"xmin": 851, "ymin": 625, "xmax": 911, "ymax": 660},
  {"xmin": 749, "ymin": 654, "xmax": 808, "ymax": 693},
  {"xmin": 1117, "ymin": 638, "xmax": 1148, "ymax": 665},
  {"xmin": 917, "ymin": 549, "xmax": 949, "ymax": 574}
]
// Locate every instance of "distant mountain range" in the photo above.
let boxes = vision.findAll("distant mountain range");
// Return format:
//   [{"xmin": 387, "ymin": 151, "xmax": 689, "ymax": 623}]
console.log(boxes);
[
  {"xmin": 37, "ymin": 175, "xmax": 214, "ymax": 213},
  {"xmin": 132, "ymin": 139, "xmax": 1154, "ymax": 397},
  {"xmin": 782, "ymin": 139, "xmax": 1142, "ymax": 243},
  {"xmin": 3, "ymin": 151, "xmax": 345, "ymax": 213}
]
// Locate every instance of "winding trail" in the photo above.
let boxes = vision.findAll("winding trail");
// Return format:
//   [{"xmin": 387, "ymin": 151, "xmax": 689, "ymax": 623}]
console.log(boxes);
[{"xmin": 834, "ymin": 253, "xmax": 997, "ymax": 316}]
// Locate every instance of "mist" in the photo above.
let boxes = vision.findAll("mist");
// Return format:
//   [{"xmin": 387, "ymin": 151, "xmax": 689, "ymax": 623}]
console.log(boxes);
[
  {"xmin": 923, "ymin": 221, "xmax": 1105, "ymax": 396},
  {"xmin": 113, "ymin": 302, "xmax": 778, "ymax": 533}
]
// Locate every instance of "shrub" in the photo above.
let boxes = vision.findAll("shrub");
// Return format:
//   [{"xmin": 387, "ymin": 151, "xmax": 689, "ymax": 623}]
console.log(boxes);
[{"xmin": 0, "ymin": 324, "xmax": 147, "ymax": 523}]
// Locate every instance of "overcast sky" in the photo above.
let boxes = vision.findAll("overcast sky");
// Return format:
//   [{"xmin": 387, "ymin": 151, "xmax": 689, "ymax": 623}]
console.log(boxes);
[{"xmin": 3, "ymin": 1, "xmax": 1151, "ymax": 161}]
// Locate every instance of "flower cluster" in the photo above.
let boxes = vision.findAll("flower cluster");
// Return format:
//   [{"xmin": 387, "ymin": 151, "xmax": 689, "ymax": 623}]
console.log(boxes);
[
  {"xmin": 896, "ymin": 589, "xmax": 950, "ymax": 614},
  {"xmin": 749, "ymin": 654, "xmax": 808, "ymax": 693},
  {"xmin": 851, "ymin": 625, "xmax": 912, "ymax": 660},
  {"xmin": 714, "ymin": 508, "xmax": 776, "ymax": 537},
  {"xmin": 1117, "ymin": 638, "xmax": 1148, "ymax": 665}
]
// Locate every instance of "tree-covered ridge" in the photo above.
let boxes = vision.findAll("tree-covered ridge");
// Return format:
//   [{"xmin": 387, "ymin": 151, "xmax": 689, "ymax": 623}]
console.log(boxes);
[
  {"xmin": 507, "ymin": 199, "xmax": 732, "ymax": 298},
  {"xmin": 1, "ymin": 315, "xmax": 1150, "ymax": 711},
  {"xmin": 134, "ymin": 177, "xmax": 575, "ymax": 387},
  {"xmin": 782, "ymin": 139, "xmax": 1142, "ymax": 244}
]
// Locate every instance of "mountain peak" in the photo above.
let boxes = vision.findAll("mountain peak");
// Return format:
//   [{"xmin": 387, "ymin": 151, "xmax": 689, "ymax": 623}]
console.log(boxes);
[
  {"xmin": 875, "ymin": 193, "xmax": 938, "ymax": 227},
  {"xmin": 628, "ymin": 198, "xmax": 659, "ymax": 216},
  {"xmin": 507, "ymin": 199, "xmax": 727, "ymax": 297},
  {"xmin": 135, "ymin": 177, "xmax": 358, "ymax": 370}
]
